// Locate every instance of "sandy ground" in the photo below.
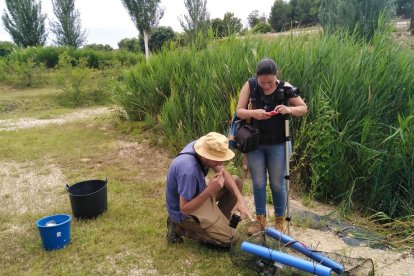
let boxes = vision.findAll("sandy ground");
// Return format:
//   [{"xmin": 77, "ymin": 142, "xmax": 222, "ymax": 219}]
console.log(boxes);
[
  {"xmin": 1, "ymin": 107, "xmax": 413, "ymax": 275},
  {"xmin": 0, "ymin": 107, "xmax": 110, "ymax": 131},
  {"xmin": 0, "ymin": 161, "xmax": 67, "ymax": 215},
  {"xmin": 241, "ymin": 195, "xmax": 414, "ymax": 275}
]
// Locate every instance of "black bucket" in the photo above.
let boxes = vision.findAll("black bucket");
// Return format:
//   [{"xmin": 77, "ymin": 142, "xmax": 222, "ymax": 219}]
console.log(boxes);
[{"xmin": 66, "ymin": 178, "xmax": 108, "ymax": 219}]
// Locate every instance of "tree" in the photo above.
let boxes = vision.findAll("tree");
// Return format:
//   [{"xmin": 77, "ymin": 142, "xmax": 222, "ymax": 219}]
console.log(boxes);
[
  {"xmin": 1, "ymin": 0, "xmax": 47, "ymax": 47},
  {"xmin": 50, "ymin": 0, "xmax": 86, "ymax": 48},
  {"xmin": 118, "ymin": 37, "xmax": 141, "ymax": 52},
  {"xmin": 121, "ymin": 0, "xmax": 164, "ymax": 62},
  {"xmin": 211, "ymin": 18, "xmax": 224, "ymax": 37},
  {"xmin": 222, "ymin": 12, "xmax": 242, "ymax": 36},
  {"xmin": 142, "ymin": 26, "xmax": 176, "ymax": 52},
  {"xmin": 295, "ymin": 0, "xmax": 312, "ymax": 26},
  {"xmin": 211, "ymin": 13, "xmax": 242, "ymax": 37},
  {"xmin": 247, "ymin": 10, "xmax": 266, "ymax": 29},
  {"xmin": 411, "ymin": 4, "xmax": 414, "ymax": 34},
  {"xmin": 309, "ymin": 0, "xmax": 322, "ymax": 25},
  {"xmin": 269, "ymin": 0, "xmax": 292, "ymax": 32},
  {"xmin": 396, "ymin": 0, "xmax": 412, "ymax": 18},
  {"xmin": 179, "ymin": 0, "xmax": 210, "ymax": 39}
]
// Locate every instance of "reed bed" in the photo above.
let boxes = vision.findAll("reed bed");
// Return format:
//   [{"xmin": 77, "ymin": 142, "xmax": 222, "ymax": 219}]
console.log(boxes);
[{"xmin": 114, "ymin": 30, "xmax": 414, "ymax": 220}]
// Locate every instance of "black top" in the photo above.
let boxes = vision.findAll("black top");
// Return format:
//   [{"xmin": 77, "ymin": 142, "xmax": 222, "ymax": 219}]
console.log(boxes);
[{"xmin": 248, "ymin": 78, "xmax": 299, "ymax": 145}]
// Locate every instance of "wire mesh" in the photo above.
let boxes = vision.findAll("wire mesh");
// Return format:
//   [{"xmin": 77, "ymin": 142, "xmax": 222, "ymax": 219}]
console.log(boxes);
[{"xmin": 230, "ymin": 222, "xmax": 374, "ymax": 275}]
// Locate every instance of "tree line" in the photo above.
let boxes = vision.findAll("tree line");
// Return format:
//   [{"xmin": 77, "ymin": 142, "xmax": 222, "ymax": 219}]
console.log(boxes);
[
  {"xmin": 2, "ymin": 0, "xmax": 413, "ymax": 56},
  {"xmin": 2, "ymin": 0, "xmax": 86, "ymax": 48}
]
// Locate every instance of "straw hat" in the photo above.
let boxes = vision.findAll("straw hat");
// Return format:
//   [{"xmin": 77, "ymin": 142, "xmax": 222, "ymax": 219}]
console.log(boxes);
[{"xmin": 194, "ymin": 132, "xmax": 235, "ymax": 161}]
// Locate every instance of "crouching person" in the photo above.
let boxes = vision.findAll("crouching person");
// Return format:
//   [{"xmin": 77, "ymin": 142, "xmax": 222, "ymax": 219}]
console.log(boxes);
[{"xmin": 165, "ymin": 132, "xmax": 251, "ymax": 248}]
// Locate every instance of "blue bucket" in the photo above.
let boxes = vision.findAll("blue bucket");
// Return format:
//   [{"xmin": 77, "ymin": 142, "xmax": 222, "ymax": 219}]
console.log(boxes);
[{"xmin": 36, "ymin": 214, "xmax": 71, "ymax": 251}]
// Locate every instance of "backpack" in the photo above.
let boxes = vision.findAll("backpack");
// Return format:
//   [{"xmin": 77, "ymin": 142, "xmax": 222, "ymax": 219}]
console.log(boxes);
[{"xmin": 227, "ymin": 79, "xmax": 260, "ymax": 153}]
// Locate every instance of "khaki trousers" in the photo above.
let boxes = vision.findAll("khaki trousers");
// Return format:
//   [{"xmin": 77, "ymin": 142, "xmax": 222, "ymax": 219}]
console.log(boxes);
[{"xmin": 176, "ymin": 176, "xmax": 242, "ymax": 247}]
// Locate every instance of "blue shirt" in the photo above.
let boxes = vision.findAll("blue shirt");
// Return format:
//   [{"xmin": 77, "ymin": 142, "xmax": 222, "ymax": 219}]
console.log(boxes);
[{"xmin": 165, "ymin": 141, "xmax": 208, "ymax": 223}]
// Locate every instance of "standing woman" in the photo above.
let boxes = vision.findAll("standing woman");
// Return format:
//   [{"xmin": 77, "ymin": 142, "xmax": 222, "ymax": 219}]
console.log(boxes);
[{"xmin": 236, "ymin": 58, "xmax": 307, "ymax": 235}]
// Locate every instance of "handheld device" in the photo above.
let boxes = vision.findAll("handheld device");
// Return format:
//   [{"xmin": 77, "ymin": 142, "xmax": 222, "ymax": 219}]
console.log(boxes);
[{"xmin": 229, "ymin": 214, "xmax": 240, "ymax": 228}]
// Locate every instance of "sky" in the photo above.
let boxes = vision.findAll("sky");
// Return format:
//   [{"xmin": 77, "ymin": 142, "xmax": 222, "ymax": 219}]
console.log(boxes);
[{"xmin": 0, "ymin": 0, "xmax": 275, "ymax": 48}]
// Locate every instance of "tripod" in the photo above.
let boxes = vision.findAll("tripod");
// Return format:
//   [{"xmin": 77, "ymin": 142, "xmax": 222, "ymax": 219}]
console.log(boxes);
[{"xmin": 284, "ymin": 105, "xmax": 292, "ymax": 235}]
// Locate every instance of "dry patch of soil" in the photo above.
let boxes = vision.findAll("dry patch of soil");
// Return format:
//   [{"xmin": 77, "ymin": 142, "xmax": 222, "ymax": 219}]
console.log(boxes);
[
  {"xmin": 0, "ymin": 161, "xmax": 67, "ymax": 215},
  {"xmin": 115, "ymin": 140, "xmax": 172, "ymax": 183},
  {"xmin": 0, "ymin": 107, "xmax": 110, "ymax": 131}
]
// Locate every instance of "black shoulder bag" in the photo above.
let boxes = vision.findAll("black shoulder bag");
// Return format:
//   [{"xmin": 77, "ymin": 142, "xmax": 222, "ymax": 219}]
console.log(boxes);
[{"xmin": 233, "ymin": 78, "xmax": 260, "ymax": 153}]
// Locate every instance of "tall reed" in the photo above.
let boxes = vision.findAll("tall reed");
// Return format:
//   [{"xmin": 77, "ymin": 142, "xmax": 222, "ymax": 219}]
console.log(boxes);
[{"xmin": 114, "ymin": 30, "xmax": 414, "ymax": 218}]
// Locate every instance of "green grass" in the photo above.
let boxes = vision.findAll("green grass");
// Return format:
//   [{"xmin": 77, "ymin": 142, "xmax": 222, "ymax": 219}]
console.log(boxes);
[
  {"xmin": 0, "ymin": 87, "xmax": 72, "ymax": 120},
  {"xmin": 0, "ymin": 105, "xmax": 252, "ymax": 275}
]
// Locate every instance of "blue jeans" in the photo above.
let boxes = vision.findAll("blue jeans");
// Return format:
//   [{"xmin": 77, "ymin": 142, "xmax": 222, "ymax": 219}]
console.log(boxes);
[{"xmin": 246, "ymin": 143, "xmax": 291, "ymax": 217}]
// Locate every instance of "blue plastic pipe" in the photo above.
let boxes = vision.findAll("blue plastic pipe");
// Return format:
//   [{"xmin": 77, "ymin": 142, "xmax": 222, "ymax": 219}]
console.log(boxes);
[
  {"xmin": 241, "ymin": 241, "xmax": 332, "ymax": 276},
  {"xmin": 266, "ymin": 227, "xmax": 344, "ymax": 274}
]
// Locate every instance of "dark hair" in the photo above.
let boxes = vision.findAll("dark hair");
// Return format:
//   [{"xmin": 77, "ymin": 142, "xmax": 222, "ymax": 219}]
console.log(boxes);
[{"xmin": 256, "ymin": 58, "xmax": 278, "ymax": 76}]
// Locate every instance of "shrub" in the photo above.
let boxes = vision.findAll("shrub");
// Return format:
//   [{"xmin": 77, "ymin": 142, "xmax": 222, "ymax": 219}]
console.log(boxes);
[
  {"xmin": 0, "ymin": 41, "xmax": 17, "ymax": 57},
  {"xmin": 56, "ymin": 53, "xmax": 110, "ymax": 107},
  {"xmin": 251, "ymin": 22, "xmax": 273, "ymax": 34}
]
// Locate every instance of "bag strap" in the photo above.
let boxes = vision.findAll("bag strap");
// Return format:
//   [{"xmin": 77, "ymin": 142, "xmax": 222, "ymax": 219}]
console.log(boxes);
[
  {"xmin": 247, "ymin": 78, "xmax": 257, "ymax": 109},
  {"xmin": 246, "ymin": 78, "xmax": 257, "ymax": 124}
]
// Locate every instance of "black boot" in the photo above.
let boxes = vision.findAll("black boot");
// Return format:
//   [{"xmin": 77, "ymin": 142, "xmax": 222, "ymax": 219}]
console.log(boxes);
[{"xmin": 166, "ymin": 217, "xmax": 183, "ymax": 243}]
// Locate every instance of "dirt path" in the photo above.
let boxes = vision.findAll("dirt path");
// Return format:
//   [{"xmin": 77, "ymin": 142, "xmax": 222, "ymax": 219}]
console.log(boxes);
[{"xmin": 0, "ymin": 107, "xmax": 110, "ymax": 131}]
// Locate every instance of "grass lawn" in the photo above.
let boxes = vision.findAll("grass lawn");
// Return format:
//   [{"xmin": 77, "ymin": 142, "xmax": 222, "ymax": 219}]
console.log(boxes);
[
  {"xmin": 0, "ymin": 86, "xmax": 75, "ymax": 120},
  {"xmin": 0, "ymin": 89, "xmax": 253, "ymax": 275}
]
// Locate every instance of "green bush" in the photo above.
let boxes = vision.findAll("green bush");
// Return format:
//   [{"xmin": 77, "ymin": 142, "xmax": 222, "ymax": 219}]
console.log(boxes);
[
  {"xmin": 0, "ymin": 46, "xmax": 143, "ymax": 88},
  {"xmin": 6, "ymin": 58, "xmax": 46, "ymax": 87},
  {"xmin": 3, "ymin": 46, "xmax": 142, "ymax": 70},
  {"xmin": 251, "ymin": 22, "xmax": 273, "ymax": 33},
  {"xmin": 83, "ymin": 43, "xmax": 113, "ymax": 51},
  {"xmin": 5, "ymin": 46, "xmax": 67, "ymax": 68},
  {"xmin": 56, "ymin": 53, "xmax": 111, "ymax": 107},
  {"xmin": 0, "ymin": 41, "xmax": 17, "ymax": 57}
]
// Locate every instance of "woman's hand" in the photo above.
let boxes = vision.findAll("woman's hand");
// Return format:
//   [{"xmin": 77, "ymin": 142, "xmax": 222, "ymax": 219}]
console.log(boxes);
[
  {"xmin": 252, "ymin": 109, "xmax": 272, "ymax": 120},
  {"xmin": 274, "ymin": 105, "xmax": 292, "ymax": 115}
]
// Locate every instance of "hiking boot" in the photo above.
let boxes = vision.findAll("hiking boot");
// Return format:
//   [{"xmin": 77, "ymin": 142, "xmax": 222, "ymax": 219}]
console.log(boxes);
[
  {"xmin": 247, "ymin": 214, "xmax": 267, "ymax": 236},
  {"xmin": 274, "ymin": 216, "xmax": 287, "ymax": 232},
  {"xmin": 166, "ymin": 217, "xmax": 183, "ymax": 243}
]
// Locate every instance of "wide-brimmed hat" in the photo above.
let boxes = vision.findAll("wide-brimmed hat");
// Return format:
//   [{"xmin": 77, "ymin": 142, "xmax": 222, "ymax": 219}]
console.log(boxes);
[{"xmin": 194, "ymin": 132, "xmax": 235, "ymax": 162}]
